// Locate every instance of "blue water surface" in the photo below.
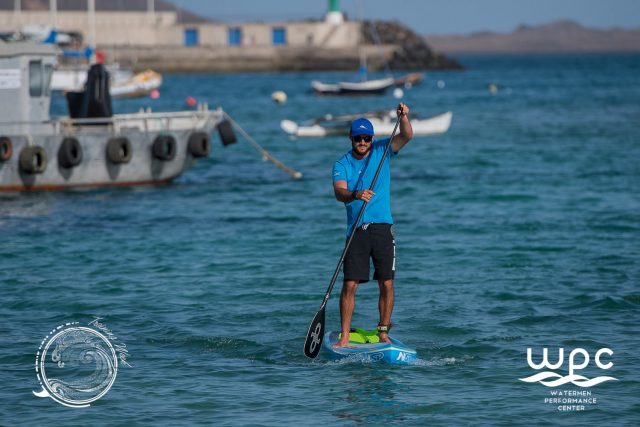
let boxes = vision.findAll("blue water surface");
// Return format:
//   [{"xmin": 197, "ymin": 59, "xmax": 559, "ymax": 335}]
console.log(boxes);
[{"xmin": 1, "ymin": 54, "xmax": 639, "ymax": 426}]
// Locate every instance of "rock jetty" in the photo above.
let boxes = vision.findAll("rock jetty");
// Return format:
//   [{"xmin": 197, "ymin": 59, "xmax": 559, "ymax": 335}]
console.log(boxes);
[{"xmin": 363, "ymin": 20, "xmax": 462, "ymax": 70}]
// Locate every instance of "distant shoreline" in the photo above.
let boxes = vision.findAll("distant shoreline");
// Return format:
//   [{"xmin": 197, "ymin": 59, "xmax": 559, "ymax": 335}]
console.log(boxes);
[
  {"xmin": 446, "ymin": 51, "xmax": 640, "ymax": 57},
  {"xmin": 426, "ymin": 20, "xmax": 640, "ymax": 55}
]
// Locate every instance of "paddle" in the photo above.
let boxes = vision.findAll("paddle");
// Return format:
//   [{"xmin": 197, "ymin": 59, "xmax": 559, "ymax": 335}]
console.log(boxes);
[{"xmin": 303, "ymin": 111, "xmax": 403, "ymax": 359}]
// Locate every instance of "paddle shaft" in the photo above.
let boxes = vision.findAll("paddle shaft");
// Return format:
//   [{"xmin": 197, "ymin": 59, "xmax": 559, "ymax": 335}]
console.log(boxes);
[{"xmin": 318, "ymin": 115, "xmax": 402, "ymax": 311}]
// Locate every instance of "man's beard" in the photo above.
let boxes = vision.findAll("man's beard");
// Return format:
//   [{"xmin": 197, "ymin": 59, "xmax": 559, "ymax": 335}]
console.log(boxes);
[{"xmin": 352, "ymin": 142, "xmax": 372, "ymax": 157}]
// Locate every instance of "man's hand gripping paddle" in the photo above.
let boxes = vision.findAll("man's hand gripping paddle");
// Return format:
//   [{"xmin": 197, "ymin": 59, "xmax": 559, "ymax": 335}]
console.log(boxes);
[{"xmin": 303, "ymin": 109, "xmax": 404, "ymax": 359}]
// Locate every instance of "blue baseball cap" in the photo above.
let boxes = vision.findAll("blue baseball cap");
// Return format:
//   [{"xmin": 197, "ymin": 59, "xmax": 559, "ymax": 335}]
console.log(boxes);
[{"xmin": 350, "ymin": 118, "xmax": 374, "ymax": 137}]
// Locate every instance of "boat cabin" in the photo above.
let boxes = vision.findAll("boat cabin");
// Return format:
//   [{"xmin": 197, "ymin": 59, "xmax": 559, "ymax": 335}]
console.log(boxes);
[{"xmin": 0, "ymin": 41, "xmax": 56, "ymax": 127}]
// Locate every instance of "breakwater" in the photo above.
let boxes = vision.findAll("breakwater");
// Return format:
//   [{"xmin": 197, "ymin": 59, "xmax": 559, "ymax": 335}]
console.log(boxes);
[{"xmin": 103, "ymin": 20, "xmax": 462, "ymax": 73}]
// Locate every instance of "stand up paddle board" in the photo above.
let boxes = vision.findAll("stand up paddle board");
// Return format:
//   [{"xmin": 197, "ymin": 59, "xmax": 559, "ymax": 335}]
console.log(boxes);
[{"xmin": 323, "ymin": 328, "xmax": 417, "ymax": 365}]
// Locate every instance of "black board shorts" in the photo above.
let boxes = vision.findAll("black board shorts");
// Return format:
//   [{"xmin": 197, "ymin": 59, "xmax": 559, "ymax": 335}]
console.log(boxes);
[{"xmin": 343, "ymin": 223, "xmax": 395, "ymax": 283}]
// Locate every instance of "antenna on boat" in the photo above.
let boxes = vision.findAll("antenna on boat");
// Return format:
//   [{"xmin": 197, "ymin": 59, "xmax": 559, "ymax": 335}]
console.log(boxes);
[
  {"xmin": 367, "ymin": 23, "xmax": 392, "ymax": 77},
  {"xmin": 357, "ymin": 0, "xmax": 367, "ymax": 82},
  {"xmin": 147, "ymin": 0, "xmax": 155, "ymax": 23},
  {"xmin": 87, "ymin": 0, "xmax": 96, "ymax": 62},
  {"xmin": 13, "ymin": 0, "xmax": 21, "ymax": 26},
  {"xmin": 50, "ymin": 0, "xmax": 58, "ymax": 28}
]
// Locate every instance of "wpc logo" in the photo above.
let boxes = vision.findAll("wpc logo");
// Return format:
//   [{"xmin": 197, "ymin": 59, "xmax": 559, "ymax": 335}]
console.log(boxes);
[{"xmin": 519, "ymin": 347, "xmax": 618, "ymax": 387}]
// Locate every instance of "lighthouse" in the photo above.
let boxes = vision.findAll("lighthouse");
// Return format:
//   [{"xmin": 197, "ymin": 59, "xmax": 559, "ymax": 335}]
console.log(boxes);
[{"xmin": 325, "ymin": 0, "xmax": 344, "ymax": 25}]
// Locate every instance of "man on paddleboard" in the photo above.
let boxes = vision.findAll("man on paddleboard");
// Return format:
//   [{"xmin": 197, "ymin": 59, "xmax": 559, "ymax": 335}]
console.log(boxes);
[{"xmin": 332, "ymin": 103, "xmax": 413, "ymax": 347}]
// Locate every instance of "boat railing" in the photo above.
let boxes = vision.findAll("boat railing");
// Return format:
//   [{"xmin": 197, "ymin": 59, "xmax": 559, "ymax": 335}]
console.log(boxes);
[
  {"xmin": 50, "ymin": 105, "xmax": 223, "ymax": 135},
  {"xmin": 0, "ymin": 105, "xmax": 222, "ymax": 136}
]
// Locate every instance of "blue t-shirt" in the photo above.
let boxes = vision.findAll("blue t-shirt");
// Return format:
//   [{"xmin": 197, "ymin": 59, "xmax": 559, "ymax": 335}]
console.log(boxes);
[{"xmin": 333, "ymin": 138, "xmax": 396, "ymax": 235}]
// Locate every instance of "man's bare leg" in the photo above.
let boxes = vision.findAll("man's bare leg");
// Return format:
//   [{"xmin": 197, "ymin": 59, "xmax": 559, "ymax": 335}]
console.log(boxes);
[
  {"xmin": 335, "ymin": 280, "xmax": 359, "ymax": 347},
  {"xmin": 378, "ymin": 279, "xmax": 394, "ymax": 343}
]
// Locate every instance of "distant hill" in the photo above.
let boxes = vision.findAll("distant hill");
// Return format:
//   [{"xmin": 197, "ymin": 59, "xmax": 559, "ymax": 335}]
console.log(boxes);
[{"xmin": 426, "ymin": 20, "xmax": 640, "ymax": 53}]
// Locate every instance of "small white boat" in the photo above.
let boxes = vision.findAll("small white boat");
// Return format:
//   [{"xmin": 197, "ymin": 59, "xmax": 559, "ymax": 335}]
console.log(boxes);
[
  {"xmin": 111, "ymin": 69, "xmax": 162, "ymax": 99},
  {"xmin": 52, "ymin": 67, "xmax": 161, "ymax": 99},
  {"xmin": 311, "ymin": 77, "xmax": 395, "ymax": 96},
  {"xmin": 281, "ymin": 111, "xmax": 452, "ymax": 138},
  {"xmin": 51, "ymin": 65, "xmax": 133, "ymax": 92}
]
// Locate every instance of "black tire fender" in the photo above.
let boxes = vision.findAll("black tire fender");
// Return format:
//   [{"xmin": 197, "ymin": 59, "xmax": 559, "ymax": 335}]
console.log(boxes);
[
  {"xmin": 58, "ymin": 137, "xmax": 83, "ymax": 168},
  {"xmin": 19, "ymin": 146, "xmax": 47, "ymax": 174},
  {"xmin": 106, "ymin": 137, "xmax": 132, "ymax": 164},
  {"xmin": 217, "ymin": 120, "xmax": 237, "ymax": 146},
  {"xmin": 187, "ymin": 132, "xmax": 211, "ymax": 158},
  {"xmin": 152, "ymin": 134, "xmax": 176, "ymax": 161},
  {"xmin": 0, "ymin": 136, "xmax": 12, "ymax": 161}
]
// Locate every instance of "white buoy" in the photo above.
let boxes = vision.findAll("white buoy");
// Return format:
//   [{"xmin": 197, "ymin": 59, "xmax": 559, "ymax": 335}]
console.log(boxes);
[
  {"xmin": 488, "ymin": 83, "xmax": 498, "ymax": 94},
  {"xmin": 437, "ymin": 80, "xmax": 446, "ymax": 89},
  {"xmin": 393, "ymin": 88, "xmax": 404, "ymax": 99},
  {"xmin": 271, "ymin": 90, "xmax": 287, "ymax": 104}
]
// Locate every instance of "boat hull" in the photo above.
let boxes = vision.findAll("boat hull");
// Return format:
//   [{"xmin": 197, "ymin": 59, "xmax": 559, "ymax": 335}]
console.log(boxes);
[
  {"xmin": 0, "ymin": 109, "xmax": 223, "ymax": 192},
  {"xmin": 311, "ymin": 77, "xmax": 395, "ymax": 96},
  {"xmin": 323, "ymin": 331, "xmax": 418, "ymax": 365}
]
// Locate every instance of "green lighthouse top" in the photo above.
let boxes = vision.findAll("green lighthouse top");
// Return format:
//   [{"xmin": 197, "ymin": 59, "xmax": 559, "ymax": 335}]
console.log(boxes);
[{"xmin": 329, "ymin": 0, "xmax": 340, "ymax": 13}]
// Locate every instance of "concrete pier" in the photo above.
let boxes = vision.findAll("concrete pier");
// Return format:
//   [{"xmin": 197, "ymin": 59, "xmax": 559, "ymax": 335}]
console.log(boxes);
[{"xmin": 104, "ymin": 44, "xmax": 397, "ymax": 73}]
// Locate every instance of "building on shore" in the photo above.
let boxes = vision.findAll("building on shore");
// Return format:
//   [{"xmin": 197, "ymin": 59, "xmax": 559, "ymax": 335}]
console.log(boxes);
[{"xmin": 0, "ymin": 0, "xmax": 459, "ymax": 72}]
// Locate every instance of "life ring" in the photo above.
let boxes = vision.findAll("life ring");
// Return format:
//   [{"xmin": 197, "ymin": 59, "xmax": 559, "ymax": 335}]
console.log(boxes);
[
  {"xmin": 19, "ymin": 146, "xmax": 47, "ymax": 174},
  {"xmin": 217, "ymin": 120, "xmax": 237, "ymax": 146},
  {"xmin": 187, "ymin": 132, "xmax": 211, "ymax": 158},
  {"xmin": 106, "ymin": 137, "xmax": 132, "ymax": 164},
  {"xmin": 0, "ymin": 136, "xmax": 12, "ymax": 161},
  {"xmin": 58, "ymin": 137, "xmax": 83, "ymax": 168},
  {"xmin": 152, "ymin": 134, "xmax": 176, "ymax": 161}
]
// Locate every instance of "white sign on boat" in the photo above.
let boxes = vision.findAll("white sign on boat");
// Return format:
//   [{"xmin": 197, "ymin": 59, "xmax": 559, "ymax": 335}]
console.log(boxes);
[{"xmin": 0, "ymin": 69, "xmax": 21, "ymax": 89}]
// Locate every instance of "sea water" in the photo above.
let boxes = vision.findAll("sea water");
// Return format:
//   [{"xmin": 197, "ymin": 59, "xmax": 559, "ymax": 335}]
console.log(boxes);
[{"xmin": 1, "ymin": 54, "xmax": 639, "ymax": 425}]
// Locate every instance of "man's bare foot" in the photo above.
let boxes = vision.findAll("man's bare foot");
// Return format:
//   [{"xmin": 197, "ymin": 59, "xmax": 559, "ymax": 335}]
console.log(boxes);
[
  {"xmin": 334, "ymin": 334, "xmax": 351, "ymax": 348},
  {"xmin": 378, "ymin": 332, "xmax": 391, "ymax": 343}
]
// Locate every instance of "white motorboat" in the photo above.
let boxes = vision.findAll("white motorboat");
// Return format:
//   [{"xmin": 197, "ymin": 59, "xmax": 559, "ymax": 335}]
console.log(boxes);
[{"xmin": 281, "ymin": 111, "xmax": 452, "ymax": 138}]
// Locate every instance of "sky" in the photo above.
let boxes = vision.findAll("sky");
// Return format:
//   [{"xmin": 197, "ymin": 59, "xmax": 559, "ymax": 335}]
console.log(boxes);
[{"xmin": 168, "ymin": 0, "xmax": 640, "ymax": 35}]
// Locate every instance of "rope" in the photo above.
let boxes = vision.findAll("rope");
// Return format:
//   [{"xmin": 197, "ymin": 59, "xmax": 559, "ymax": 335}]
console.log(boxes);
[{"xmin": 223, "ymin": 112, "xmax": 303, "ymax": 180}]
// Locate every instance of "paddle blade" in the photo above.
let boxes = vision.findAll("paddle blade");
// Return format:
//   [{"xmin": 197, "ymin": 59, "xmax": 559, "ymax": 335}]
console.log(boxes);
[{"xmin": 303, "ymin": 307, "xmax": 325, "ymax": 359}]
